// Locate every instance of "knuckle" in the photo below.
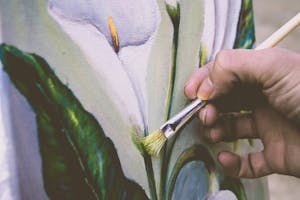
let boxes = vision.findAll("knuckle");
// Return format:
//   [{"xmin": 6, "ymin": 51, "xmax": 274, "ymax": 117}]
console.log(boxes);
[{"xmin": 214, "ymin": 49, "xmax": 234, "ymax": 73}]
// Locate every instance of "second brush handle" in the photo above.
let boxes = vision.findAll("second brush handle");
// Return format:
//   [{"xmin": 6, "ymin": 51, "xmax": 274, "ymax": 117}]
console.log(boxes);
[{"xmin": 161, "ymin": 99, "xmax": 206, "ymax": 138}]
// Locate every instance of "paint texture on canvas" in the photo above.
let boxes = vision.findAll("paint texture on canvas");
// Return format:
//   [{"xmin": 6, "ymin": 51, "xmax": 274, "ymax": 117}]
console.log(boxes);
[{"xmin": 0, "ymin": 0, "xmax": 268, "ymax": 199}]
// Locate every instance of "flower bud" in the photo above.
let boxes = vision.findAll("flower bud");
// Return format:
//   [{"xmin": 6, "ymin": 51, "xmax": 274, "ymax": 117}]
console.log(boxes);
[{"xmin": 165, "ymin": 0, "xmax": 180, "ymax": 24}]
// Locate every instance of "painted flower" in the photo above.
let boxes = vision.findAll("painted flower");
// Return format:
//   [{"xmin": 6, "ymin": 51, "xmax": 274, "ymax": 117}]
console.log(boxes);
[
  {"xmin": 0, "ymin": 0, "xmax": 265, "ymax": 199},
  {"xmin": 46, "ymin": 0, "xmax": 255, "ymax": 199},
  {"xmin": 48, "ymin": 0, "xmax": 161, "ymax": 130}
]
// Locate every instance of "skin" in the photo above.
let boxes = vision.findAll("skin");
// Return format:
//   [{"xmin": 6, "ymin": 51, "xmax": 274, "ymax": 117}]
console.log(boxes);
[{"xmin": 184, "ymin": 48, "xmax": 300, "ymax": 178}]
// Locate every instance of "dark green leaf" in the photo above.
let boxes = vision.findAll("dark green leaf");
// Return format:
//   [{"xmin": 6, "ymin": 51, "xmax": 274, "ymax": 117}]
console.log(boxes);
[
  {"xmin": 0, "ymin": 44, "xmax": 148, "ymax": 200},
  {"xmin": 234, "ymin": 0, "xmax": 255, "ymax": 49}
]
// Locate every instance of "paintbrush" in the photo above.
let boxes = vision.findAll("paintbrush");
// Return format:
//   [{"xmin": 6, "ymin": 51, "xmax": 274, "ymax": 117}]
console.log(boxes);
[
  {"xmin": 142, "ymin": 99, "xmax": 206, "ymax": 155},
  {"xmin": 142, "ymin": 12, "xmax": 300, "ymax": 156}
]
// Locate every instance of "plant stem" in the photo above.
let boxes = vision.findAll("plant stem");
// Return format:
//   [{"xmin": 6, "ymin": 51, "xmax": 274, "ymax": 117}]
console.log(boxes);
[
  {"xmin": 160, "ymin": 4, "xmax": 180, "ymax": 200},
  {"xmin": 144, "ymin": 155, "xmax": 158, "ymax": 200},
  {"xmin": 164, "ymin": 6, "xmax": 180, "ymax": 121}
]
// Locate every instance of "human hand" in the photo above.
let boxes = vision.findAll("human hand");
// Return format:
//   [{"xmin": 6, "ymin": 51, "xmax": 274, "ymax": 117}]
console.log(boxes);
[{"xmin": 184, "ymin": 48, "xmax": 300, "ymax": 178}]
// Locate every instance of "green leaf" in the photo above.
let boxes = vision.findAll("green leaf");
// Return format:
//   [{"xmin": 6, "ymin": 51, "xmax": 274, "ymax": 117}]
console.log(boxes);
[
  {"xmin": 234, "ymin": 0, "xmax": 255, "ymax": 49},
  {"xmin": 0, "ymin": 44, "xmax": 148, "ymax": 200},
  {"xmin": 37, "ymin": 112, "xmax": 98, "ymax": 200}
]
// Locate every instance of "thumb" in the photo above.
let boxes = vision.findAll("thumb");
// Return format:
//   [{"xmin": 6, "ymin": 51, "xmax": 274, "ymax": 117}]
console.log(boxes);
[{"xmin": 197, "ymin": 48, "xmax": 289, "ymax": 100}]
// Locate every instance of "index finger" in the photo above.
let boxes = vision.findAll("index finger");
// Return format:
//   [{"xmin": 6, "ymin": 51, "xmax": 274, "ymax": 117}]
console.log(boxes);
[{"xmin": 184, "ymin": 63, "xmax": 212, "ymax": 99}]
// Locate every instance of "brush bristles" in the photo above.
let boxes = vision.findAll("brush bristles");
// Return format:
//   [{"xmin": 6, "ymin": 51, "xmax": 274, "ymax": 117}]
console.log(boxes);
[{"xmin": 142, "ymin": 130, "xmax": 167, "ymax": 156}]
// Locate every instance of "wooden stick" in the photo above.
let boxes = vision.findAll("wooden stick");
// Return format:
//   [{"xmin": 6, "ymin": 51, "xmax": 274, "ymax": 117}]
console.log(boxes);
[{"xmin": 256, "ymin": 12, "xmax": 300, "ymax": 50}]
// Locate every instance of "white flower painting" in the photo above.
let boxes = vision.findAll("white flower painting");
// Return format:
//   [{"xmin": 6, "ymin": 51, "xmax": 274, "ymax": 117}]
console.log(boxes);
[{"xmin": 0, "ymin": 0, "xmax": 268, "ymax": 199}]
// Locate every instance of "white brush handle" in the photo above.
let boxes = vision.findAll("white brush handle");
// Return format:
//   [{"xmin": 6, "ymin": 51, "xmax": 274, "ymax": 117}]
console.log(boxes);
[{"xmin": 256, "ymin": 12, "xmax": 300, "ymax": 50}]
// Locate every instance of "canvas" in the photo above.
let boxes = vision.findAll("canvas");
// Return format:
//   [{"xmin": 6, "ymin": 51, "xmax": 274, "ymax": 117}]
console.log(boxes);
[{"xmin": 0, "ymin": 0, "xmax": 268, "ymax": 199}]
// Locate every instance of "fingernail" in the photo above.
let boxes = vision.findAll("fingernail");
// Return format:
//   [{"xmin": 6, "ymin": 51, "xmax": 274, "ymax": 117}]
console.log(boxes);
[
  {"xmin": 200, "ymin": 107, "xmax": 207, "ymax": 126},
  {"xmin": 197, "ymin": 77, "xmax": 214, "ymax": 100},
  {"xmin": 184, "ymin": 82, "xmax": 197, "ymax": 99},
  {"xmin": 217, "ymin": 152, "xmax": 225, "ymax": 165}
]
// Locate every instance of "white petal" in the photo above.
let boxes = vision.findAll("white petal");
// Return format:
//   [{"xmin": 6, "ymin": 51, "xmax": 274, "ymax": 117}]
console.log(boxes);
[
  {"xmin": 48, "ymin": 11, "xmax": 145, "ymax": 128},
  {"xmin": 211, "ymin": 0, "xmax": 230, "ymax": 59},
  {"xmin": 0, "ymin": 63, "xmax": 21, "ymax": 200},
  {"xmin": 48, "ymin": 0, "xmax": 160, "ymax": 48},
  {"xmin": 118, "ymin": 42, "xmax": 155, "ymax": 125},
  {"xmin": 207, "ymin": 190, "xmax": 237, "ymax": 200},
  {"xmin": 201, "ymin": 0, "xmax": 215, "ymax": 60},
  {"xmin": 222, "ymin": 0, "xmax": 242, "ymax": 49},
  {"xmin": 210, "ymin": 0, "xmax": 241, "ymax": 59},
  {"xmin": 1, "ymin": 58, "xmax": 50, "ymax": 199},
  {"xmin": 201, "ymin": 0, "xmax": 241, "ymax": 61}
]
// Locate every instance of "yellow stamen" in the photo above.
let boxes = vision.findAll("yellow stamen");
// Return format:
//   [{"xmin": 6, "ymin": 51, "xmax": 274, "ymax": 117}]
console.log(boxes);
[{"xmin": 108, "ymin": 16, "xmax": 120, "ymax": 53}]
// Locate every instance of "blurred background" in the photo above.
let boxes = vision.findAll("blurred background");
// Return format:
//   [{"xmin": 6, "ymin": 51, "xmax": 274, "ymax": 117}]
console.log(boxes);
[
  {"xmin": 254, "ymin": 0, "xmax": 300, "ymax": 52},
  {"xmin": 253, "ymin": 1, "xmax": 300, "ymax": 199}
]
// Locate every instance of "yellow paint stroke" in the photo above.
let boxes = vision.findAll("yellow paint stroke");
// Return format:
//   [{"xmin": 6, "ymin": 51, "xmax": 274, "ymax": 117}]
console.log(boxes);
[
  {"xmin": 199, "ymin": 43, "xmax": 208, "ymax": 67},
  {"xmin": 108, "ymin": 16, "xmax": 120, "ymax": 53},
  {"xmin": 67, "ymin": 109, "xmax": 79, "ymax": 127}
]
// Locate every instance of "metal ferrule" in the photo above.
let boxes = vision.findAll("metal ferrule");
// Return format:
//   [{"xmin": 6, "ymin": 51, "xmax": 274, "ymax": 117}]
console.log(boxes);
[{"xmin": 160, "ymin": 99, "xmax": 206, "ymax": 138}]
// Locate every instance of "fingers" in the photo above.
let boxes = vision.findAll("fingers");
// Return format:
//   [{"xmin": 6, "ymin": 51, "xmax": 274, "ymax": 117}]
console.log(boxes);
[
  {"xmin": 184, "ymin": 65, "xmax": 211, "ymax": 99},
  {"xmin": 198, "ymin": 104, "xmax": 218, "ymax": 126},
  {"xmin": 218, "ymin": 151, "xmax": 272, "ymax": 178},
  {"xmin": 185, "ymin": 48, "xmax": 293, "ymax": 101},
  {"xmin": 204, "ymin": 49, "xmax": 264, "ymax": 100},
  {"xmin": 202, "ymin": 111, "xmax": 258, "ymax": 143}
]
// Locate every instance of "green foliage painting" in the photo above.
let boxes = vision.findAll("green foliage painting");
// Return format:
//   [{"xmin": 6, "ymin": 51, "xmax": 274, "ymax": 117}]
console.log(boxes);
[
  {"xmin": 0, "ymin": 0, "xmax": 268, "ymax": 199},
  {"xmin": 0, "ymin": 44, "xmax": 148, "ymax": 200}
]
